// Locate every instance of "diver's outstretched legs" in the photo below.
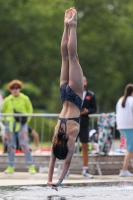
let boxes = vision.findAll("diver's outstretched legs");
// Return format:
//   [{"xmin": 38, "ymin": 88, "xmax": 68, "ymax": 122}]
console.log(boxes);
[
  {"xmin": 60, "ymin": 9, "xmax": 72, "ymax": 86},
  {"xmin": 67, "ymin": 8, "xmax": 83, "ymax": 98}
]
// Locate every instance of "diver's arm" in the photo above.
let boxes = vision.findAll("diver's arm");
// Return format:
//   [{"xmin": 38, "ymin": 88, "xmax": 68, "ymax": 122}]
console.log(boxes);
[
  {"xmin": 47, "ymin": 126, "xmax": 78, "ymax": 190},
  {"xmin": 47, "ymin": 137, "xmax": 75, "ymax": 191},
  {"xmin": 58, "ymin": 137, "xmax": 75, "ymax": 182},
  {"xmin": 47, "ymin": 148, "xmax": 56, "ymax": 183},
  {"xmin": 57, "ymin": 126, "xmax": 79, "ymax": 186}
]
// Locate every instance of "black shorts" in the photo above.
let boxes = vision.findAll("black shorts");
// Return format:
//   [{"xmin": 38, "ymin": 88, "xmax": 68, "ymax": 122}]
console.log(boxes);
[{"xmin": 78, "ymin": 127, "xmax": 89, "ymax": 143}]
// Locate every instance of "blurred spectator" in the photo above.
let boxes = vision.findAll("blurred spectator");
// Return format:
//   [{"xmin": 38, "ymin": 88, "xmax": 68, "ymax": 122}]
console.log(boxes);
[
  {"xmin": 2, "ymin": 127, "xmax": 40, "ymax": 153},
  {"xmin": 97, "ymin": 113, "xmax": 115, "ymax": 155},
  {"xmin": 2, "ymin": 79, "xmax": 36, "ymax": 174},
  {"xmin": 28, "ymin": 128, "xmax": 40, "ymax": 150},
  {"xmin": 116, "ymin": 84, "xmax": 133, "ymax": 177},
  {"xmin": 120, "ymin": 135, "xmax": 126, "ymax": 150},
  {"xmin": 16, "ymin": 127, "xmax": 40, "ymax": 152},
  {"xmin": 79, "ymin": 76, "xmax": 97, "ymax": 178}
]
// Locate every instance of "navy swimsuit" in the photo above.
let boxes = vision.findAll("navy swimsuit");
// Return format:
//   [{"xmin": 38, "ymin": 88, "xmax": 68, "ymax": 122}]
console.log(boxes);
[
  {"xmin": 58, "ymin": 117, "xmax": 80, "ymax": 135},
  {"xmin": 60, "ymin": 83, "xmax": 82, "ymax": 111},
  {"xmin": 59, "ymin": 83, "xmax": 82, "ymax": 131}
]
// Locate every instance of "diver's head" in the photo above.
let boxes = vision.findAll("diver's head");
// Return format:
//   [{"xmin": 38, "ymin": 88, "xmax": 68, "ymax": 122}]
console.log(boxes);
[{"xmin": 52, "ymin": 128, "xmax": 68, "ymax": 160}]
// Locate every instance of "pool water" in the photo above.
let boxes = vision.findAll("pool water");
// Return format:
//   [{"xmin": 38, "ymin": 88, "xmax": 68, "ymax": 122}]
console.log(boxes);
[{"xmin": 0, "ymin": 182, "xmax": 133, "ymax": 200}]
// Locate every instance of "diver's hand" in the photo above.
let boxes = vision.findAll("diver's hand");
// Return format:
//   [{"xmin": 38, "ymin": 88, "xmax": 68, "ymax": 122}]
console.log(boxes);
[{"xmin": 47, "ymin": 182, "xmax": 58, "ymax": 191}]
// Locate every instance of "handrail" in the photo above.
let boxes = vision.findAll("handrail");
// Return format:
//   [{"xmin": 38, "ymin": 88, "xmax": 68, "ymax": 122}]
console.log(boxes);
[
  {"xmin": 0, "ymin": 112, "xmax": 119, "ymax": 175},
  {"xmin": 0, "ymin": 113, "xmax": 59, "ymax": 117},
  {"xmin": 0, "ymin": 113, "xmax": 103, "ymax": 117}
]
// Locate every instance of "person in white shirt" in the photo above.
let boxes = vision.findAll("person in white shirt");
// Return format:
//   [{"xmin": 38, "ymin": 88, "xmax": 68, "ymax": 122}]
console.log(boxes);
[{"xmin": 116, "ymin": 84, "xmax": 133, "ymax": 177}]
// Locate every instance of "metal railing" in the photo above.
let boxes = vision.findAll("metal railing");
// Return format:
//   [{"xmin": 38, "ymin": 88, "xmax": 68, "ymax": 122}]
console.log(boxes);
[
  {"xmin": 0, "ymin": 113, "xmax": 101, "ymax": 143},
  {"xmin": 0, "ymin": 113, "xmax": 117, "ymax": 153},
  {"xmin": 0, "ymin": 113, "xmax": 121, "ymax": 173}
]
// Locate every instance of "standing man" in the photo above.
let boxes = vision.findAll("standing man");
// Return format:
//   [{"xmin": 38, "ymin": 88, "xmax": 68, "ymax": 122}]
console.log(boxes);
[
  {"xmin": 2, "ymin": 80, "xmax": 36, "ymax": 174},
  {"xmin": 79, "ymin": 76, "xmax": 97, "ymax": 178}
]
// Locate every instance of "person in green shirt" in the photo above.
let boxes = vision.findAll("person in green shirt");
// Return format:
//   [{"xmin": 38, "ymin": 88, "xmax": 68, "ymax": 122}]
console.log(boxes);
[{"xmin": 2, "ymin": 79, "xmax": 36, "ymax": 174}]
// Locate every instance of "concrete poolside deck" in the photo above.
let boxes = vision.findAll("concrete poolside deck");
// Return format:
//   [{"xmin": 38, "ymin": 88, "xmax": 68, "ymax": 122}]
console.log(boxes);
[
  {"xmin": 0, "ymin": 172, "xmax": 133, "ymax": 186},
  {"xmin": 0, "ymin": 153, "xmax": 126, "ymax": 175}
]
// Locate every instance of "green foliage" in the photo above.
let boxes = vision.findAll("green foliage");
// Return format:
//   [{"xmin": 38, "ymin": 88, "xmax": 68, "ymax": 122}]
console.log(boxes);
[
  {"xmin": 22, "ymin": 82, "xmax": 41, "ymax": 97},
  {"xmin": 1, "ymin": 0, "xmax": 133, "ymax": 112},
  {"xmin": 46, "ymin": 78, "xmax": 62, "ymax": 113},
  {"xmin": 22, "ymin": 82, "xmax": 41, "ymax": 107}
]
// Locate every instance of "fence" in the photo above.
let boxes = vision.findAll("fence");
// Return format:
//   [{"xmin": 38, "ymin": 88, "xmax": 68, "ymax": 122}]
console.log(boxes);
[
  {"xmin": 0, "ymin": 113, "xmax": 103, "ymax": 142},
  {"xmin": 0, "ymin": 113, "xmax": 123, "ymax": 174}
]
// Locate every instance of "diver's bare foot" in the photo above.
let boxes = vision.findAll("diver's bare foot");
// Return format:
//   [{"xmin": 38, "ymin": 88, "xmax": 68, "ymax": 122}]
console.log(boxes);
[
  {"xmin": 64, "ymin": 8, "xmax": 72, "ymax": 25},
  {"xmin": 68, "ymin": 8, "xmax": 77, "ymax": 25}
]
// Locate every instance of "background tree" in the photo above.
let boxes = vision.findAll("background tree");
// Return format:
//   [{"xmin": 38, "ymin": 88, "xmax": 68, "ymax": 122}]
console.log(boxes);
[{"xmin": 0, "ymin": 0, "xmax": 133, "ymax": 112}]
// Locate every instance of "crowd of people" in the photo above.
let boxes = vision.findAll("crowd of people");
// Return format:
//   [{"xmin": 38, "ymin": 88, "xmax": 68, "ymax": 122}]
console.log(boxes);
[{"xmin": 0, "ymin": 7, "xmax": 133, "ymax": 191}]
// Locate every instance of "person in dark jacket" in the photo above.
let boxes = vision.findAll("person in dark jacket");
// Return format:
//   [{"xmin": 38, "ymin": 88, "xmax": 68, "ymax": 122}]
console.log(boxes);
[{"xmin": 79, "ymin": 76, "xmax": 97, "ymax": 178}]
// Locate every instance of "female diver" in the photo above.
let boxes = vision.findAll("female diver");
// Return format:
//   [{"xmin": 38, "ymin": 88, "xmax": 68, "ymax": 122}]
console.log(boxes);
[{"xmin": 47, "ymin": 8, "xmax": 84, "ymax": 190}]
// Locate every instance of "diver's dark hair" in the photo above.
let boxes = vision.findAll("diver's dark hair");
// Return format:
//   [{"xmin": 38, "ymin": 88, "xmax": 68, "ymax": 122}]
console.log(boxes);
[
  {"xmin": 122, "ymin": 84, "xmax": 133, "ymax": 108},
  {"xmin": 52, "ymin": 128, "xmax": 68, "ymax": 160}
]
